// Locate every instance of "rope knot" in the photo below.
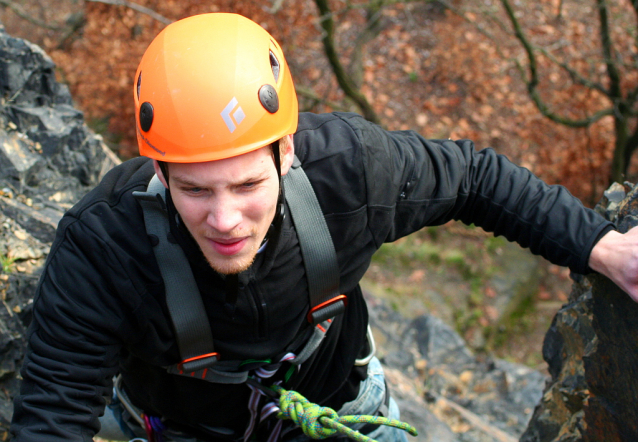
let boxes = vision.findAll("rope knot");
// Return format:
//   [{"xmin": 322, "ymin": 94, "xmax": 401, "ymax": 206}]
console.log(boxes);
[
  {"xmin": 275, "ymin": 386, "xmax": 340, "ymax": 439},
  {"xmin": 271, "ymin": 385, "xmax": 417, "ymax": 442}
]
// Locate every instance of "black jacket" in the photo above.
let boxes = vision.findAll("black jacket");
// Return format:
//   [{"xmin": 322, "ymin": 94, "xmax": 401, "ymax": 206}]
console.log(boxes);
[{"xmin": 11, "ymin": 112, "xmax": 613, "ymax": 441}]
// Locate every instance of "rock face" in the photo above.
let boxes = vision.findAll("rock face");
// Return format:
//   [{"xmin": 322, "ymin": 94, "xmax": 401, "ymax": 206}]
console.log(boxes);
[
  {"xmin": 0, "ymin": 25, "xmax": 120, "ymax": 438},
  {"xmin": 518, "ymin": 276, "xmax": 592, "ymax": 442},
  {"xmin": 0, "ymin": 24, "xmax": 635, "ymax": 442},
  {"xmin": 520, "ymin": 182, "xmax": 638, "ymax": 442},
  {"xmin": 582, "ymin": 184, "xmax": 638, "ymax": 441},
  {"xmin": 367, "ymin": 294, "xmax": 546, "ymax": 442}
]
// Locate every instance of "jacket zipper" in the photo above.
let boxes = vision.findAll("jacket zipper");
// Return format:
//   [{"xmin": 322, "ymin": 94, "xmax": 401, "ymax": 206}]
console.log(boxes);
[
  {"xmin": 247, "ymin": 283, "xmax": 267, "ymax": 339},
  {"xmin": 399, "ymin": 147, "xmax": 416, "ymax": 200}
]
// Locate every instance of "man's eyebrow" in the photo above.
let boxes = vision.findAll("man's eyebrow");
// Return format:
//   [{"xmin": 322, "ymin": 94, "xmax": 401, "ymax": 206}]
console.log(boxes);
[
  {"xmin": 171, "ymin": 170, "xmax": 271, "ymax": 187},
  {"xmin": 241, "ymin": 170, "xmax": 271, "ymax": 182},
  {"xmin": 171, "ymin": 175, "xmax": 201, "ymax": 187}
]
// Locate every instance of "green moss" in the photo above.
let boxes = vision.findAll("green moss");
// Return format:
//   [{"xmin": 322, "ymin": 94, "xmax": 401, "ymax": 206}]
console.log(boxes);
[
  {"xmin": 365, "ymin": 221, "xmax": 552, "ymax": 368},
  {"xmin": 487, "ymin": 293, "xmax": 536, "ymax": 349},
  {"xmin": 484, "ymin": 235, "xmax": 506, "ymax": 254},
  {"xmin": 1, "ymin": 254, "xmax": 16, "ymax": 274}
]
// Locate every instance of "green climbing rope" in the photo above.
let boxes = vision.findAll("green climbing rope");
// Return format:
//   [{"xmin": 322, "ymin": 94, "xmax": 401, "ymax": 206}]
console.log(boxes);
[{"xmin": 271, "ymin": 385, "xmax": 418, "ymax": 442}]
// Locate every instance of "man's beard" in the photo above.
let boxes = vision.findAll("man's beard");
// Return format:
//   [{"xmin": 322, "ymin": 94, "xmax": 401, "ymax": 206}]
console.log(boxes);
[
  {"xmin": 198, "ymin": 228, "xmax": 261, "ymax": 275},
  {"xmin": 206, "ymin": 246, "xmax": 258, "ymax": 275}
]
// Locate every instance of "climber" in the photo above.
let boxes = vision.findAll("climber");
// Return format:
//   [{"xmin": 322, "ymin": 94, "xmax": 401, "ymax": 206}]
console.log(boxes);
[{"xmin": 10, "ymin": 12, "xmax": 638, "ymax": 442}]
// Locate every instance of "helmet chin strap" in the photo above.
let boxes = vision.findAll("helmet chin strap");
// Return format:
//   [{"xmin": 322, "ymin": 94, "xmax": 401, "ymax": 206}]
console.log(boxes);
[
  {"xmin": 158, "ymin": 160, "xmax": 170, "ymax": 183},
  {"xmin": 265, "ymin": 142, "xmax": 285, "ymax": 247}
]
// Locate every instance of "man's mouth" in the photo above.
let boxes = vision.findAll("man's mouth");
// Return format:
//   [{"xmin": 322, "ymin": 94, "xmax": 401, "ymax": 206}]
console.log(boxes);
[{"xmin": 208, "ymin": 237, "xmax": 248, "ymax": 256}]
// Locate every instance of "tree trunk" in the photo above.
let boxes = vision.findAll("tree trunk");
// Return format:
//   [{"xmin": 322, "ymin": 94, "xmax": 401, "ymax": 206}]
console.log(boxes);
[{"xmin": 610, "ymin": 114, "xmax": 629, "ymax": 184}]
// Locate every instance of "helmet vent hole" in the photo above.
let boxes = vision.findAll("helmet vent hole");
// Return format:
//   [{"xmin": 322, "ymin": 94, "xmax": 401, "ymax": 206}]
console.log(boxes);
[
  {"xmin": 269, "ymin": 51, "xmax": 280, "ymax": 83},
  {"xmin": 137, "ymin": 73, "xmax": 142, "ymax": 100}
]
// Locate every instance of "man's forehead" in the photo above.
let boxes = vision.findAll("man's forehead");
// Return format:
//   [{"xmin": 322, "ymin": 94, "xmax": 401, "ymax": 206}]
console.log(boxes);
[{"xmin": 168, "ymin": 154, "xmax": 274, "ymax": 184}]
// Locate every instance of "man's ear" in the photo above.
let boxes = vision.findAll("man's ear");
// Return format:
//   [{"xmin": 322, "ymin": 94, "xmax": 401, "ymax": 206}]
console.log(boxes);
[
  {"xmin": 153, "ymin": 160, "xmax": 169, "ymax": 188},
  {"xmin": 280, "ymin": 134, "xmax": 295, "ymax": 176}
]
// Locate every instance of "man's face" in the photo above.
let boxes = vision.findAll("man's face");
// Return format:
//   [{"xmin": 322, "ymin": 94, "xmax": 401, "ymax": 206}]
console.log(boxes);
[{"xmin": 156, "ymin": 141, "xmax": 292, "ymax": 274}]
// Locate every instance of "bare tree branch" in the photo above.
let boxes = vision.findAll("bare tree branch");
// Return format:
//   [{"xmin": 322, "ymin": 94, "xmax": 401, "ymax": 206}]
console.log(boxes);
[
  {"xmin": 626, "ymin": 83, "xmax": 638, "ymax": 111},
  {"xmin": 500, "ymin": 0, "xmax": 614, "ymax": 128},
  {"xmin": 313, "ymin": 0, "xmax": 380, "ymax": 124},
  {"xmin": 556, "ymin": 0, "xmax": 564, "ymax": 20},
  {"xmin": 623, "ymin": 122, "xmax": 638, "ymax": 168},
  {"xmin": 85, "ymin": 0, "xmax": 172, "ymax": 25},
  {"xmin": 536, "ymin": 46, "xmax": 608, "ymax": 95},
  {"xmin": 443, "ymin": 0, "xmax": 609, "ymax": 97},
  {"xmin": 430, "ymin": 391, "xmax": 518, "ymax": 442},
  {"xmin": 597, "ymin": 0, "xmax": 622, "ymax": 100},
  {"xmin": 295, "ymin": 85, "xmax": 348, "ymax": 112},
  {"xmin": 499, "ymin": 1, "xmax": 539, "ymax": 88},
  {"xmin": 350, "ymin": 1, "xmax": 385, "ymax": 87},
  {"xmin": 482, "ymin": 0, "xmax": 592, "ymax": 96},
  {"xmin": 500, "ymin": 0, "xmax": 638, "ymax": 183},
  {"xmin": 441, "ymin": 0, "xmax": 612, "ymax": 123},
  {"xmin": 270, "ymin": 0, "xmax": 286, "ymax": 14},
  {"xmin": 0, "ymin": 0, "xmax": 65, "ymax": 30},
  {"xmin": 436, "ymin": 0, "xmax": 514, "ymax": 61},
  {"xmin": 56, "ymin": 11, "xmax": 87, "ymax": 50},
  {"xmin": 596, "ymin": 0, "xmax": 631, "ymax": 183}
]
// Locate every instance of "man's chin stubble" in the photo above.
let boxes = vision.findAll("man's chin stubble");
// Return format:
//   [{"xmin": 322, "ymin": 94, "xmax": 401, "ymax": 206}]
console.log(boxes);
[{"xmin": 204, "ymin": 248, "xmax": 258, "ymax": 275}]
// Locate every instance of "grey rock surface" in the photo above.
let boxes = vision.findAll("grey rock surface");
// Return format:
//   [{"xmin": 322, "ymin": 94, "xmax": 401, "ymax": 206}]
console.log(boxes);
[
  {"xmin": 367, "ymin": 294, "xmax": 546, "ymax": 442},
  {"xmin": 0, "ymin": 24, "xmax": 119, "ymax": 438}
]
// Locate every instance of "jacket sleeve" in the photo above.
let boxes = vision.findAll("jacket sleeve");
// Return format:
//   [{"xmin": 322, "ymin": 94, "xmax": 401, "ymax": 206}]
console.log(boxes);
[
  {"xmin": 10, "ymin": 213, "xmax": 147, "ymax": 441},
  {"xmin": 348, "ymin": 114, "xmax": 614, "ymax": 274}
]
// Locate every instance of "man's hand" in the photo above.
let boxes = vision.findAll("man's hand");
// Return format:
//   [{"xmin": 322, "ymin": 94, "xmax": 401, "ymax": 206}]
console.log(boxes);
[{"xmin": 588, "ymin": 227, "xmax": 638, "ymax": 303}]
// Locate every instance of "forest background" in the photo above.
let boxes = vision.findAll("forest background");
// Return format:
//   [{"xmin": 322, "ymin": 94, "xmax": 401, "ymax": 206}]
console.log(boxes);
[{"xmin": 2, "ymin": 0, "xmax": 637, "ymax": 370}]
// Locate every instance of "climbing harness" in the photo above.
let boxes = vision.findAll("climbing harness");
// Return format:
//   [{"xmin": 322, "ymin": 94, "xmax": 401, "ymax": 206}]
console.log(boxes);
[
  {"xmin": 131, "ymin": 158, "xmax": 415, "ymax": 441},
  {"xmin": 113, "ymin": 375, "xmax": 166, "ymax": 442},
  {"xmin": 116, "ymin": 370, "xmax": 417, "ymax": 442},
  {"xmin": 355, "ymin": 325, "xmax": 376, "ymax": 367},
  {"xmin": 133, "ymin": 157, "xmax": 347, "ymax": 381}
]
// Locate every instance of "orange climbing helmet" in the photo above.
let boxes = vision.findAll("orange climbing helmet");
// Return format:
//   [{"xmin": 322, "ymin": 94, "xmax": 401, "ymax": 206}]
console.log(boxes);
[{"xmin": 134, "ymin": 13, "xmax": 298, "ymax": 163}]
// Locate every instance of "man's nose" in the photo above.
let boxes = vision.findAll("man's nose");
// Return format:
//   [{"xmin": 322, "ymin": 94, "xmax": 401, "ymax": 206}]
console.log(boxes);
[{"xmin": 206, "ymin": 196, "xmax": 242, "ymax": 233}]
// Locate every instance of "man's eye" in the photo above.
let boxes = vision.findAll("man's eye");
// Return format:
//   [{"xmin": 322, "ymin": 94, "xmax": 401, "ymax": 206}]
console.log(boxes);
[{"xmin": 186, "ymin": 187, "xmax": 203, "ymax": 193}]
